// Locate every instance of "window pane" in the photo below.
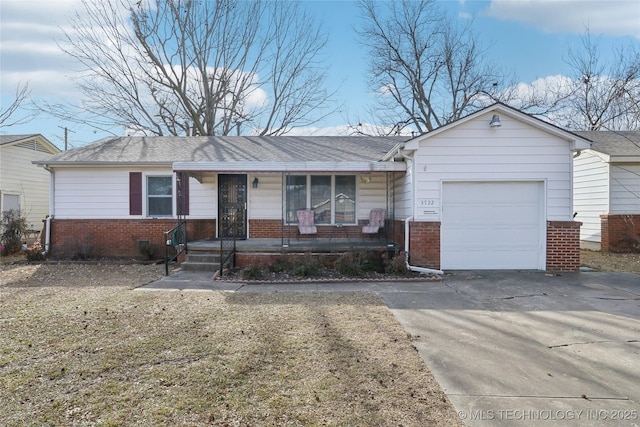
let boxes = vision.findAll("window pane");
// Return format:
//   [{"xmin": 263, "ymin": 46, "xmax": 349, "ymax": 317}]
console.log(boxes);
[
  {"xmin": 335, "ymin": 175, "xmax": 355, "ymax": 224},
  {"xmin": 286, "ymin": 175, "xmax": 307, "ymax": 223},
  {"xmin": 147, "ymin": 176, "xmax": 172, "ymax": 216},
  {"xmin": 148, "ymin": 176, "xmax": 172, "ymax": 196},
  {"xmin": 148, "ymin": 197, "xmax": 172, "ymax": 216},
  {"xmin": 311, "ymin": 176, "xmax": 331, "ymax": 224}
]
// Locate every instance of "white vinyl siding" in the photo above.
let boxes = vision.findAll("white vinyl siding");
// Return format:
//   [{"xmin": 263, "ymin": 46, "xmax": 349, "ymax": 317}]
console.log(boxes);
[
  {"xmin": 412, "ymin": 112, "xmax": 573, "ymax": 222},
  {"xmin": 573, "ymin": 151, "xmax": 610, "ymax": 243},
  {"xmin": 610, "ymin": 164, "xmax": 640, "ymax": 214},
  {"xmin": 52, "ymin": 167, "xmax": 216, "ymax": 219},
  {"xmin": 0, "ymin": 143, "xmax": 56, "ymax": 229}
]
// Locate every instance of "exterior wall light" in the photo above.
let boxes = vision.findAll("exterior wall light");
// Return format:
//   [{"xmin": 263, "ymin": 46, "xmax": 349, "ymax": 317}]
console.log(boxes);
[
  {"xmin": 252, "ymin": 177, "xmax": 259, "ymax": 188},
  {"xmin": 489, "ymin": 114, "xmax": 502, "ymax": 127}
]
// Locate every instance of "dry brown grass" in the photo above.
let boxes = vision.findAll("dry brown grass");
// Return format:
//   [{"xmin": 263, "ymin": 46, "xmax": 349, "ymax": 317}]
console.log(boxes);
[
  {"xmin": 0, "ymin": 263, "xmax": 461, "ymax": 426},
  {"xmin": 581, "ymin": 250, "xmax": 640, "ymax": 274}
]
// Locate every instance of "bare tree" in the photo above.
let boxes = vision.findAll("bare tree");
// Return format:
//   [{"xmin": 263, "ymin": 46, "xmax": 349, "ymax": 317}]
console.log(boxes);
[
  {"xmin": 357, "ymin": 0, "xmax": 506, "ymax": 134},
  {"xmin": 0, "ymin": 82, "xmax": 36, "ymax": 128},
  {"xmin": 55, "ymin": 0, "xmax": 335, "ymax": 136},
  {"xmin": 560, "ymin": 31, "xmax": 640, "ymax": 131}
]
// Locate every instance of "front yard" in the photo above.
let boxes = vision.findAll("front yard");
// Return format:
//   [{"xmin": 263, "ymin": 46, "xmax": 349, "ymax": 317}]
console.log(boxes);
[{"xmin": 0, "ymin": 263, "xmax": 460, "ymax": 426}]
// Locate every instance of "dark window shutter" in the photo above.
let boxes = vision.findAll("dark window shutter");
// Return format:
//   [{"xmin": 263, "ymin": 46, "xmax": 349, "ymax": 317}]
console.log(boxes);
[
  {"xmin": 177, "ymin": 172, "xmax": 190, "ymax": 216},
  {"xmin": 129, "ymin": 172, "xmax": 142, "ymax": 215}
]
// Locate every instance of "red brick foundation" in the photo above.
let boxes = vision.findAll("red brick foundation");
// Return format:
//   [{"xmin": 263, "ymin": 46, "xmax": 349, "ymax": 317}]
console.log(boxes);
[
  {"xmin": 600, "ymin": 214, "xmax": 640, "ymax": 252},
  {"xmin": 49, "ymin": 218, "xmax": 215, "ymax": 259},
  {"xmin": 249, "ymin": 219, "xmax": 366, "ymax": 240},
  {"xmin": 407, "ymin": 221, "xmax": 441, "ymax": 270},
  {"xmin": 546, "ymin": 221, "xmax": 581, "ymax": 271}
]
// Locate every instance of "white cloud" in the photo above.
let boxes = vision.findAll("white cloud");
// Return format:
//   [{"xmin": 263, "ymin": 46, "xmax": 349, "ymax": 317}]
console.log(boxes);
[{"xmin": 485, "ymin": 0, "xmax": 640, "ymax": 38}]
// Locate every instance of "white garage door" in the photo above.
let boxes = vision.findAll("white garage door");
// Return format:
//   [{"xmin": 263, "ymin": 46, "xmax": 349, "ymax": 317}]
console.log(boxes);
[{"xmin": 441, "ymin": 181, "xmax": 544, "ymax": 269}]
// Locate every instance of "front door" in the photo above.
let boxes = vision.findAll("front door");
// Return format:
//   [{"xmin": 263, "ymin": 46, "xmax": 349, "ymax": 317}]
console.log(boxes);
[{"xmin": 218, "ymin": 174, "xmax": 247, "ymax": 239}]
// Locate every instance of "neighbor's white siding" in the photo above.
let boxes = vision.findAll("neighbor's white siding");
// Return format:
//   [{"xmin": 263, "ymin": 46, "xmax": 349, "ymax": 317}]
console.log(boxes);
[
  {"xmin": 0, "ymin": 143, "xmax": 55, "ymax": 229},
  {"xmin": 610, "ymin": 163, "xmax": 640, "ymax": 214},
  {"xmin": 412, "ymin": 112, "xmax": 574, "ymax": 222},
  {"xmin": 573, "ymin": 150, "xmax": 610, "ymax": 243}
]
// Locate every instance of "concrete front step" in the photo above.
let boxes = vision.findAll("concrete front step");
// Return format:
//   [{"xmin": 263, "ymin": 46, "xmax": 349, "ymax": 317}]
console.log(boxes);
[{"xmin": 180, "ymin": 250, "xmax": 224, "ymax": 272}]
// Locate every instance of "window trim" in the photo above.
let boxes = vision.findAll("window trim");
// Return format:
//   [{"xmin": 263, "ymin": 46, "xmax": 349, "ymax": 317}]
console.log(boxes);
[
  {"xmin": 145, "ymin": 174, "xmax": 174, "ymax": 218},
  {"xmin": 287, "ymin": 174, "xmax": 357, "ymax": 225}
]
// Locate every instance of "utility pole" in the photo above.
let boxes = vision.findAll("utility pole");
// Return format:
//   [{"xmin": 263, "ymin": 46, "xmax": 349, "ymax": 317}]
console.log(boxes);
[{"xmin": 58, "ymin": 126, "xmax": 75, "ymax": 151}]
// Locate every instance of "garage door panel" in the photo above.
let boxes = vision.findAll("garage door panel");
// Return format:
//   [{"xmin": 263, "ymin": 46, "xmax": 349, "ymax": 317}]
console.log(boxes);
[{"xmin": 441, "ymin": 182, "xmax": 544, "ymax": 270}]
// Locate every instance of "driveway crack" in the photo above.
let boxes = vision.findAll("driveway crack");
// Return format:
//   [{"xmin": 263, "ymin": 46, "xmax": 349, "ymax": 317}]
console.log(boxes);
[
  {"xmin": 549, "ymin": 339, "xmax": 639, "ymax": 348},
  {"xmin": 500, "ymin": 293, "xmax": 548, "ymax": 300}
]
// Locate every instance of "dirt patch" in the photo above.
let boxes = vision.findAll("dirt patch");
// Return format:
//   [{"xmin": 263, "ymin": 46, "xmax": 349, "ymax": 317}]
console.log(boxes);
[
  {"xmin": 581, "ymin": 250, "xmax": 640, "ymax": 274},
  {"xmin": 0, "ymin": 263, "xmax": 461, "ymax": 426}
]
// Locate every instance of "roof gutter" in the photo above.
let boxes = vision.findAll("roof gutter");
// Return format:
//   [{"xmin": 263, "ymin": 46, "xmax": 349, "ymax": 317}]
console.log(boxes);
[{"xmin": 172, "ymin": 160, "xmax": 406, "ymax": 173}]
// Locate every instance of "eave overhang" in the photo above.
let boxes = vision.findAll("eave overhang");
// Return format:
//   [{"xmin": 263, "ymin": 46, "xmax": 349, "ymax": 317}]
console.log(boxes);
[{"xmin": 172, "ymin": 161, "xmax": 407, "ymax": 173}]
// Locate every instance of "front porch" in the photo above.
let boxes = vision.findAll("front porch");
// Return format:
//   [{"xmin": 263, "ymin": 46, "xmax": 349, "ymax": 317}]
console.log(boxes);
[
  {"xmin": 189, "ymin": 237, "xmax": 399, "ymax": 253},
  {"xmin": 178, "ymin": 237, "xmax": 401, "ymax": 273}
]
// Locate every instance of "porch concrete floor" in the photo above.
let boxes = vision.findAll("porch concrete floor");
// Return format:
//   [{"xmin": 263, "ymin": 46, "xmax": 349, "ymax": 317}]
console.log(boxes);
[{"xmin": 188, "ymin": 238, "xmax": 399, "ymax": 253}]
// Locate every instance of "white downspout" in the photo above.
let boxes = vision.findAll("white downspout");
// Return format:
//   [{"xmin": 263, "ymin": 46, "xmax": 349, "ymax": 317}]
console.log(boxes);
[
  {"xmin": 44, "ymin": 165, "xmax": 54, "ymax": 255},
  {"xmin": 404, "ymin": 216, "xmax": 444, "ymax": 275}
]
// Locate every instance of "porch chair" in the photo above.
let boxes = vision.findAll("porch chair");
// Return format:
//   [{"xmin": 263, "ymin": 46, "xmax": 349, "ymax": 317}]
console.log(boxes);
[
  {"xmin": 362, "ymin": 208, "xmax": 386, "ymax": 239},
  {"xmin": 296, "ymin": 209, "xmax": 317, "ymax": 238}
]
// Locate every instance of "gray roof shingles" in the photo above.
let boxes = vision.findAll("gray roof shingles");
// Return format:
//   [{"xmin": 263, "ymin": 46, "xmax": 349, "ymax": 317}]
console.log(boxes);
[
  {"xmin": 0, "ymin": 134, "xmax": 40, "ymax": 146},
  {"xmin": 38, "ymin": 136, "xmax": 409, "ymax": 164},
  {"xmin": 575, "ymin": 131, "xmax": 640, "ymax": 157}
]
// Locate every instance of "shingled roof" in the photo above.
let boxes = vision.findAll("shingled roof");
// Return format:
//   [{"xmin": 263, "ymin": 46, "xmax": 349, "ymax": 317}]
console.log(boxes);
[
  {"xmin": 35, "ymin": 135, "xmax": 409, "ymax": 166},
  {"xmin": 575, "ymin": 131, "xmax": 640, "ymax": 158}
]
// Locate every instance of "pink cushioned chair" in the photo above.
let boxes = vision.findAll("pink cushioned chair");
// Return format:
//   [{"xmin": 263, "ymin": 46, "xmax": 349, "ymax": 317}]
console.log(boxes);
[
  {"xmin": 296, "ymin": 209, "xmax": 317, "ymax": 238},
  {"xmin": 362, "ymin": 208, "xmax": 385, "ymax": 238}
]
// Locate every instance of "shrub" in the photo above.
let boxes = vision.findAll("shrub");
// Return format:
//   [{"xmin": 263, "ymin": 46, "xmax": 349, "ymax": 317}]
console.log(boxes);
[
  {"xmin": 268, "ymin": 257, "xmax": 291, "ymax": 273},
  {"xmin": 334, "ymin": 253, "xmax": 362, "ymax": 277},
  {"xmin": 1, "ymin": 210, "xmax": 28, "ymax": 255},
  {"xmin": 25, "ymin": 239, "xmax": 46, "ymax": 262},
  {"xmin": 291, "ymin": 254, "xmax": 320, "ymax": 277},
  {"xmin": 242, "ymin": 265, "xmax": 265, "ymax": 280},
  {"xmin": 384, "ymin": 250, "xmax": 409, "ymax": 275}
]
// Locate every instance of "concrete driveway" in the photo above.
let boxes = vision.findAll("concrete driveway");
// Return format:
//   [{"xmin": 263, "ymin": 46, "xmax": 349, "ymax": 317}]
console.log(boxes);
[{"xmin": 378, "ymin": 271, "xmax": 640, "ymax": 427}]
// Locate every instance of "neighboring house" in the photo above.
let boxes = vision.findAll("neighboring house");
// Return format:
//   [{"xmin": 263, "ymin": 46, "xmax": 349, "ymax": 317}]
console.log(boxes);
[
  {"xmin": 34, "ymin": 103, "xmax": 590, "ymax": 271},
  {"xmin": 0, "ymin": 134, "xmax": 60, "ymax": 234},
  {"xmin": 573, "ymin": 131, "xmax": 640, "ymax": 252}
]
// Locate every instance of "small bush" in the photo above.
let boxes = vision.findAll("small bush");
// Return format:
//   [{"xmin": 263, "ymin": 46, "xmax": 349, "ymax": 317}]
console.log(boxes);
[
  {"xmin": 334, "ymin": 253, "xmax": 362, "ymax": 277},
  {"xmin": 1, "ymin": 209, "xmax": 28, "ymax": 255},
  {"xmin": 242, "ymin": 265, "xmax": 265, "ymax": 280},
  {"xmin": 268, "ymin": 257, "xmax": 291, "ymax": 273},
  {"xmin": 138, "ymin": 242, "xmax": 157, "ymax": 260},
  {"xmin": 385, "ymin": 251, "xmax": 409, "ymax": 275},
  {"xmin": 25, "ymin": 239, "xmax": 46, "ymax": 262},
  {"xmin": 292, "ymin": 255, "xmax": 320, "ymax": 277}
]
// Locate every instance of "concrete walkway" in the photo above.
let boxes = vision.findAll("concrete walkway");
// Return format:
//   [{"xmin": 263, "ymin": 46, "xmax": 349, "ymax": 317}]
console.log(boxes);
[{"xmin": 140, "ymin": 270, "xmax": 640, "ymax": 426}]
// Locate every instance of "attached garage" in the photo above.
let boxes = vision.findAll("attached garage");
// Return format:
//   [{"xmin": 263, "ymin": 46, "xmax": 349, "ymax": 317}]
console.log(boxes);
[
  {"xmin": 441, "ymin": 181, "xmax": 545, "ymax": 269},
  {"xmin": 399, "ymin": 103, "xmax": 591, "ymax": 272}
]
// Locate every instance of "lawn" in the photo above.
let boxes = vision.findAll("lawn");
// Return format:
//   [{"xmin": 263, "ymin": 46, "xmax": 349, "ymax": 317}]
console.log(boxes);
[{"xmin": 0, "ymin": 263, "xmax": 461, "ymax": 426}]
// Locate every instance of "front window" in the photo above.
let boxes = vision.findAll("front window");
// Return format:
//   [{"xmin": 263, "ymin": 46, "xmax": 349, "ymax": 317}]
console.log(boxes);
[
  {"xmin": 335, "ymin": 175, "xmax": 355, "ymax": 224},
  {"xmin": 311, "ymin": 176, "xmax": 331, "ymax": 224},
  {"xmin": 147, "ymin": 176, "xmax": 173, "ymax": 217},
  {"xmin": 286, "ymin": 175, "xmax": 356, "ymax": 224}
]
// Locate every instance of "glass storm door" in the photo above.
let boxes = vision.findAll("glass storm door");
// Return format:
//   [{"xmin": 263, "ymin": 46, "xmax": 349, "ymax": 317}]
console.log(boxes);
[{"xmin": 218, "ymin": 174, "xmax": 247, "ymax": 239}]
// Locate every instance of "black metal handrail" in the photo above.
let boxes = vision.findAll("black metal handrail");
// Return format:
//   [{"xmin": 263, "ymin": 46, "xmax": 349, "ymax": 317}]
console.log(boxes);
[
  {"xmin": 219, "ymin": 217, "xmax": 238, "ymax": 277},
  {"xmin": 164, "ymin": 220, "xmax": 188, "ymax": 275}
]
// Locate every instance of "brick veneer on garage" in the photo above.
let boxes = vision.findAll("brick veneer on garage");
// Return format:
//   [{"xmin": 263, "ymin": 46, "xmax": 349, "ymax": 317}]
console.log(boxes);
[
  {"xmin": 600, "ymin": 214, "xmax": 640, "ymax": 252},
  {"xmin": 546, "ymin": 221, "xmax": 581, "ymax": 271},
  {"xmin": 406, "ymin": 221, "xmax": 441, "ymax": 270},
  {"xmin": 50, "ymin": 219, "xmax": 215, "ymax": 259}
]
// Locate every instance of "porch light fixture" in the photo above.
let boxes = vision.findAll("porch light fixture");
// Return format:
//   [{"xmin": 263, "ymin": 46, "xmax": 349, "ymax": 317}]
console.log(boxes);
[
  {"xmin": 489, "ymin": 114, "xmax": 501, "ymax": 127},
  {"xmin": 252, "ymin": 177, "xmax": 259, "ymax": 188}
]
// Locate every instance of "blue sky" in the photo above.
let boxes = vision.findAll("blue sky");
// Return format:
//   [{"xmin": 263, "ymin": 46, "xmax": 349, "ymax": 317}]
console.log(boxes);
[{"xmin": 1, "ymin": 0, "xmax": 639, "ymax": 149}]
